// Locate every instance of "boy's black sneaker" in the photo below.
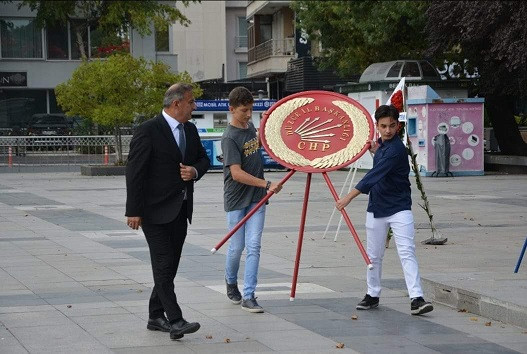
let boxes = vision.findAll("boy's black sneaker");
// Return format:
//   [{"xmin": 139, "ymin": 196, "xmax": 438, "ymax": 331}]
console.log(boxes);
[
  {"xmin": 241, "ymin": 297, "xmax": 264, "ymax": 313},
  {"xmin": 411, "ymin": 297, "xmax": 433, "ymax": 315},
  {"xmin": 356, "ymin": 294, "xmax": 379, "ymax": 310},
  {"xmin": 226, "ymin": 280, "xmax": 242, "ymax": 304}
]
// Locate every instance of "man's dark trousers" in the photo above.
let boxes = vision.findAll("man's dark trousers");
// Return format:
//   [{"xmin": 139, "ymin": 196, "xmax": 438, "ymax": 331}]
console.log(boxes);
[{"xmin": 143, "ymin": 201, "xmax": 188, "ymax": 321}]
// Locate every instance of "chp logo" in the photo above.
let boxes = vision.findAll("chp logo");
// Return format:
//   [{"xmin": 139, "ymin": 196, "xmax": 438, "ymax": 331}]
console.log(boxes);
[{"xmin": 261, "ymin": 91, "xmax": 374, "ymax": 173}]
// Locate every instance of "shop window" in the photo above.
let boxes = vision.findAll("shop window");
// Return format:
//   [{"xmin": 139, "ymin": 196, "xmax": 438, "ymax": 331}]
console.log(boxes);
[
  {"xmin": 213, "ymin": 113, "xmax": 228, "ymax": 129},
  {"xmin": 0, "ymin": 18, "xmax": 43, "ymax": 58},
  {"xmin": 49, "ymin": 90, "xmax": 63, "ymax": 113},
  {"xmin": 0, "ymin": 89, "xmax": 47, "ymax": 129}
]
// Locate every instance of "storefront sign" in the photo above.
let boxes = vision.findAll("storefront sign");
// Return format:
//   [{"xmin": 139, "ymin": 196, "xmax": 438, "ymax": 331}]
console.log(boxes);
[
  {"xmin": 195, "ymin": 99, "xmax": 276, "ymax": 111},
  {"xmin": 0, "ymin": 72, "xmax": 27, "ymax": 87}
]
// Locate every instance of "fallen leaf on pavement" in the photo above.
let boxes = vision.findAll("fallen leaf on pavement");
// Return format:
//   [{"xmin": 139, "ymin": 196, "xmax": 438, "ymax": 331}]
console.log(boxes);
[
  {"xmin": 351, "ymin": 315, "xmax": 358, "ymax": 320},
  {"xmin": 470, "ymin": 317, "xmax": 478, "ymax": 321},
  {"xmin": 458, "ymin": 309, "xmax": 467, "ymax": 312},
  {"xmin": 205, "ymin": 335, "xmax": 212, "ymax": 339},
  {"xmin": 224, "ymin": 338, "xmax": 231, "ymax": 343},
  {"xmin": 336, "ymin": 342, "xmax": 345, "ymax": 349},
  {"xmin": 485, "ymin": 322, "xmax": 492, "ymax": 326}
]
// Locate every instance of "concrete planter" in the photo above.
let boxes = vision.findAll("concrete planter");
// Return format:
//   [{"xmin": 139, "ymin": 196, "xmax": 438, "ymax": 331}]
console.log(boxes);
[{"xmin": 80, "ymin": 165, "xmax": 126, "ymax": 176}]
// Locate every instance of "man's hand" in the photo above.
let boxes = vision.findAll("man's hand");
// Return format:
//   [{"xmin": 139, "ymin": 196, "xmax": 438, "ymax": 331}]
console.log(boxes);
[
  {"xmin": 180, "ymin": 163, "xmax": 196, "ymax": 181},
  {"xmin": 127, "ymin": 216, "xmax": 142, "ymax": 230},
  {"xmin": 269, "ymin": 182, "xmax": 282, "ymax": 194}
]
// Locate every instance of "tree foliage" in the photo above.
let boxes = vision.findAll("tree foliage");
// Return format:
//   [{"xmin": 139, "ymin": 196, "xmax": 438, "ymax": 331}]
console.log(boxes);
[
  {"xmin": 426, "ymin": 1, "xmax": 527, "ymax": 155},
  {"xmin": 55, "ymin": 53, "xmax": 201, "ymax": 162},
  {"xmin": 425, "ymin": 1, "xmax": 526, "ymax": 97},
  {"xmin": 291, "ymin": 0, "xmax": 428, "ymax": 76}
]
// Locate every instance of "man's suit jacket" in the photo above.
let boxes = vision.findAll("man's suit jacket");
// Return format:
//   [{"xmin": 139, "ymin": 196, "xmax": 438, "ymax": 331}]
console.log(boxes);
[{"xmin": 125, "ymin": 114, "xmax": 210, "ymax": 224}]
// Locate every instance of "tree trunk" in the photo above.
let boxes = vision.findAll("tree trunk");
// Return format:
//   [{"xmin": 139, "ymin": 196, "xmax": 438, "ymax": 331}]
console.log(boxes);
[
  {"xmin": 70, "ymin": 22, "xmax": 88, "ymax": 61},
  {"xmin": 486, "ymin": 96, "xmax": 527, "ymax": 156},
  {"xmin": 114, "ymin": 126, "xmax": 123, "ymax": 164}
]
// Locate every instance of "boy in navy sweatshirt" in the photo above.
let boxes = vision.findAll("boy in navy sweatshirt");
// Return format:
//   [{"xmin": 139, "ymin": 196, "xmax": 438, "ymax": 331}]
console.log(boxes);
[{"xmin": 337, "ymin": 105, "xmax": 433, "ymax": 315}]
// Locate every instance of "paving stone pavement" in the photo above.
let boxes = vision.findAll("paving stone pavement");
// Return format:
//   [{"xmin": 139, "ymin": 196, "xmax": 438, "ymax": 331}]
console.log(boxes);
[{"xmin": 0, "ymin": 170, "xmax": 526, "ymax": 353}]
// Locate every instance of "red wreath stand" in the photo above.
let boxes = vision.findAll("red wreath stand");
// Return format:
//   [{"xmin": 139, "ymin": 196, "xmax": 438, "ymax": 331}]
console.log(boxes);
[{"xmin": 211, "ymin": 91, "xmax": 374, "ymax": 300}]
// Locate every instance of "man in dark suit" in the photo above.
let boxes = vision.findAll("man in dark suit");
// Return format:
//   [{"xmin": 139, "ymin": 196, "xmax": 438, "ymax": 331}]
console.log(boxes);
[{"xmin": 125, "ymin": 82, "xmax": 210, "ymax": 340}]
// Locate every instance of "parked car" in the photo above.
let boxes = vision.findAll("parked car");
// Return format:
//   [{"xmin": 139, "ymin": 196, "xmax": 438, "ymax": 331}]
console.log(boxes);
[{"xmin": 27, "ymin": 114, "xmax": 72, "ymax": 136}]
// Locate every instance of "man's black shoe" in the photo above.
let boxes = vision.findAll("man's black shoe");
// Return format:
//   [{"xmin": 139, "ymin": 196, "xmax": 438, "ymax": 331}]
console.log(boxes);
[
  {"xmin": 169, "ymin": 318, "xmax": 200, "ymax": 340},
  {"xmin": 356, "ymin": 294, "xmax": 379, "ymax": 310},
  {"xmin": 226, "ymin": 280, "xmax": 242, "ymax": 304},
  {"xmin": 411, "ymin": 297, "xmax": 434, "ymax": 315},
  {"xmin": 147, "ymin": 316, "xmax": 170, "ymax": 332}
]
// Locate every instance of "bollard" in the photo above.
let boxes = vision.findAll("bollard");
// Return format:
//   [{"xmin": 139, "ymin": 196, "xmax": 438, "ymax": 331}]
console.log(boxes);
[
  {"xmin": 8, "ymin": 146, "xmax": 13, "ymax": 167},
  {"xmin": 104, "ymin": 145, "xmax": 109, "ymax": 165}
]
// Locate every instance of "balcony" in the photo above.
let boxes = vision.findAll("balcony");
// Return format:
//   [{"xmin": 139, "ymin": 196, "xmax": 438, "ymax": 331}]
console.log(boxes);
[
  {"xmin": 248, "ymin": 38, "xmax": 294, "ymax": 63},
  {"xmin": 247, "ymin": 1, "xmax": 291, "ymax": 18},
  {"xmin": 247, "ymin": 38, "xmax": 295, "ymax": 78}
]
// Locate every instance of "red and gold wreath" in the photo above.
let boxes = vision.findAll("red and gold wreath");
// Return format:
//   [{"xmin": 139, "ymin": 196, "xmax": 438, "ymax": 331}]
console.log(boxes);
[{"xmin": 260, "ymin": 91, "xmax": 374, "ymax": 173}]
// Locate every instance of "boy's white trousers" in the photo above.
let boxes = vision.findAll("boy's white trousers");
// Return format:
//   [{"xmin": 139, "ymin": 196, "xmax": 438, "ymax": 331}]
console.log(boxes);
[{"xmin": 365, "ymin": 210, "xmax": 424, "ymax": 299}]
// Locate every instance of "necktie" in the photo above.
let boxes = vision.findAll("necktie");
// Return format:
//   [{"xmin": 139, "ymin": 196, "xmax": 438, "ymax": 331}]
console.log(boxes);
[{"xmin": 177, "ymin": 123, "xmax": 186, "ymax": 158}]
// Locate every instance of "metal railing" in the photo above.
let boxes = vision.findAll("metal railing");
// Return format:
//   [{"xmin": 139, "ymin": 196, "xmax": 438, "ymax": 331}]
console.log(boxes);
[
  {"xmin": 0, "ymin": 135, "xmax": 132, "ymax": 168},
  {"xmin": 248, "ymin": 38, "xmax": 295, "ymax": 64}
]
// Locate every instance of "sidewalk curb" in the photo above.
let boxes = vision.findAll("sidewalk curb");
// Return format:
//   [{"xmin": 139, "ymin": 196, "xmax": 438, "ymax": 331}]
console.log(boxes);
[{"xmin": 422, "ymin": 278, "xmax": 527, "ymax": 328}]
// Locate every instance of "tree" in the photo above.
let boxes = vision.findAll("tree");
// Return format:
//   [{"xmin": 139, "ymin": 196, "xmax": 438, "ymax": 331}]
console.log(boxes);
[
  {"xmin": 55, "ymin": 53, "xmax": 202, "ymax": 163},
  {"xmin": 5, "ymin": 0, "xmax": 196, "ymax": 59},
  {"xmin": 291, "ymin": 0, "xmax": 428, "ymax": 75},
  {"xmin": 425, "ymin": 1, "xmax": 527, "ymax": 156}
]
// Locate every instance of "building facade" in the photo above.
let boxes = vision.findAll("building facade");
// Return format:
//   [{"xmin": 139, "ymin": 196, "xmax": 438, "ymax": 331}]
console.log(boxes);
[{"xmin": 0, "ymin": 0, "xmax": 252, "ymax": 134}]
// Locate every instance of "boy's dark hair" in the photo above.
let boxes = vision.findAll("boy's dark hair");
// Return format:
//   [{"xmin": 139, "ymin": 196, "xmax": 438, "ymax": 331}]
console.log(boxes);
[
  {"xmin": 375, "ymin": 105, "xmax": 399, "ymax": 122},
  {"xmin": 229, "ymin": 86, "xmax": 254, "ymax": 107}
]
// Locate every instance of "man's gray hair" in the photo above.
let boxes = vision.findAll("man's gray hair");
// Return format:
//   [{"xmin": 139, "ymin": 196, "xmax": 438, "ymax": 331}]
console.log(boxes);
[{"xmin": 163, "ymin": 83, "xmax": 194, "ymax": 107}]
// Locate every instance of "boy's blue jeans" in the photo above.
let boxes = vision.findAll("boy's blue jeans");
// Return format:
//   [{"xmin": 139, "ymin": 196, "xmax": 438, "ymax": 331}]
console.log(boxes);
[{"xmin": 225, "ymin": 203, "xmax": 266, "ymax": 299}]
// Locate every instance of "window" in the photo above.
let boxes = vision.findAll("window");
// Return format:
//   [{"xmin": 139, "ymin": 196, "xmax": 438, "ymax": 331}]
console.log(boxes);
[
  {"xmin": 419, "ymin": 61, "xmax": 439, "ymax": 78},
  {"xmin": 238, "ymin": 62, "xmax": 247, "ymax": 79},
  {"xmin": 155, "ymin": 24, "xmax": 170, "ymax": 52},
  {"xmin": 47, "ymin": 23, "xmax": 68, "ymax": 59},
  {"xmin": 401, "ymin": 62, "xmax": 420, "ymax": 77},
  {"xmin": 90, "ymin": 25, "xmax": 130, "ymax": 58},
  {"xmin": 386, "ymin": 62, "xmax": 403, "ymax": 78},
  {"xmin": 237, "ymin": 17, "xmax": 247, "ymax": 48},
  {"xmin": 0, "ymin": 89, "xmax": 47, "ymax": 129},
  {"xmin": 49, "ymin": 90, "xmax": 62, "ymax": 113},
  {"xmin": 69, "ymin": 20, "xmax": 89, "ymax": 60},
  {"xmin": 0, "ymin": 18, "xmax": 43, "ymax": 58},
  {"xmin": 213, "ymin": 113, "xmax": 228, "ymax": 129},
  {"xmin": 258, "ymin": 15, "xmax": 272, "ymax": 44}
]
